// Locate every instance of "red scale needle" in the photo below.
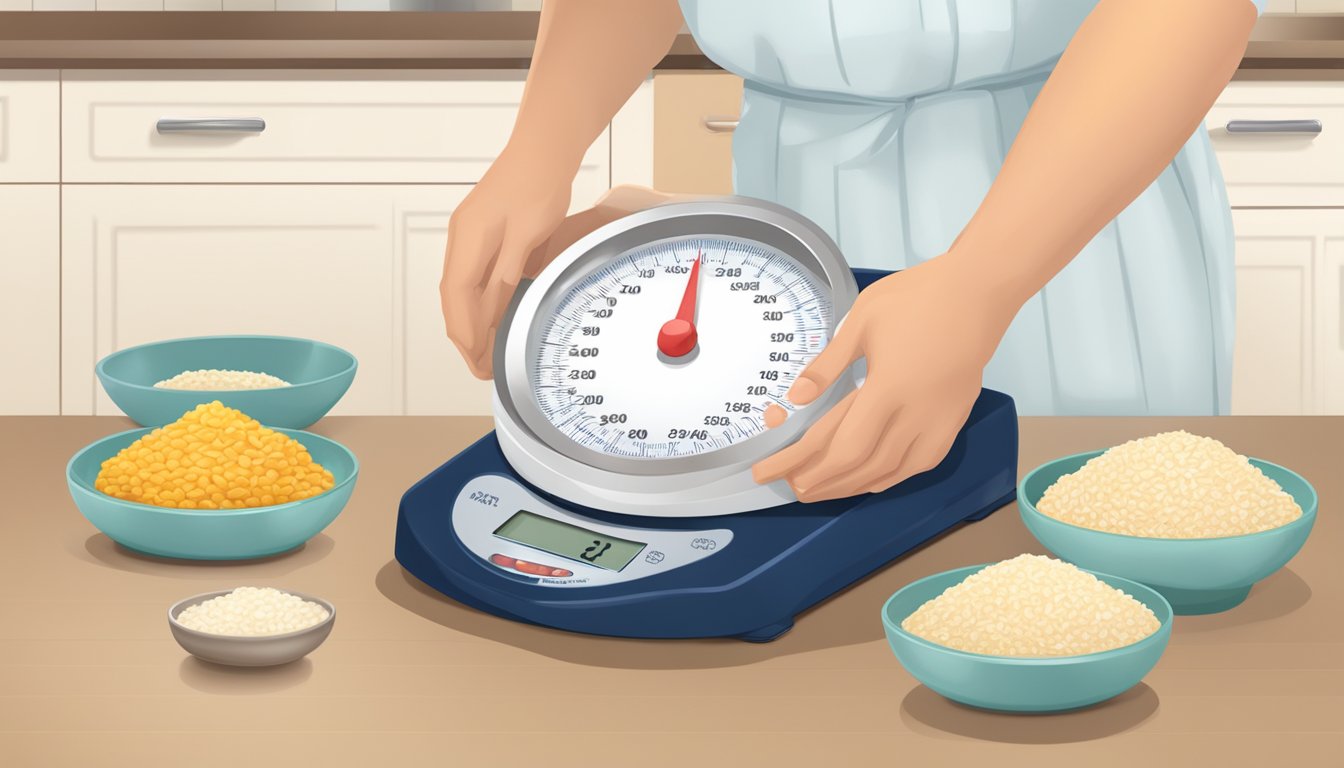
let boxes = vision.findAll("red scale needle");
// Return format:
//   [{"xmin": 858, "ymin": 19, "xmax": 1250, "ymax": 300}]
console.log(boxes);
[{"xmin": 657, "ymin": 251, "xmax": 702, "ymax": 358}]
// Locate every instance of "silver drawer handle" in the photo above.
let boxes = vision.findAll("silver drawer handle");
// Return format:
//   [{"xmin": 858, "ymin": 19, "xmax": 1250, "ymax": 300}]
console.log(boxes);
[
  {"xmin": 156, "ymin": 117, "xmax": 266, "ymax": 134},
  {"xmin": 1226, "ymin": 119, "xmax": 1321, "ymax": 135},
  {"xmin": 702, "ymin": 117, "xmax": 739, "ymax": 133}
]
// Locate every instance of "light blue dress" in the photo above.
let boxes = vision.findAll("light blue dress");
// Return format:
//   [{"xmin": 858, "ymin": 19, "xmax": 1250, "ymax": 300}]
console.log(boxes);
[{"xmin": 679, "ymin": 0, "xmax": 1265, "ymax": 416}]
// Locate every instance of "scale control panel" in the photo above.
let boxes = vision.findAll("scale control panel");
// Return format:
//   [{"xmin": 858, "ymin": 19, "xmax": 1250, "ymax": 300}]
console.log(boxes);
[{"xmin": 451, "ymin": 474, "xmax": 734, "ymax": 588}]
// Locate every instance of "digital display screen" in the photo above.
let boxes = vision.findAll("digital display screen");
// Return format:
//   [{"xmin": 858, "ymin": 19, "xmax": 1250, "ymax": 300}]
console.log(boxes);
[{"xmin": 492, "ymin": 511, "xmax": 646, "ymax": 572}]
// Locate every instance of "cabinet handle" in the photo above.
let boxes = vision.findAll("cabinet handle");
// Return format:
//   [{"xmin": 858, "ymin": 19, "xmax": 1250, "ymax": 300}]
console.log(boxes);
[
  {"xmin": 156, "ymin": 118, "xmax": 266, "ymax": 134},
  {"xmin": 1226, "ymin": 119, "xmax": 1321, "ymax": 135},
  {"xmin": 702, "ymin": 117, "xmax": 739, "ymax": 133}
]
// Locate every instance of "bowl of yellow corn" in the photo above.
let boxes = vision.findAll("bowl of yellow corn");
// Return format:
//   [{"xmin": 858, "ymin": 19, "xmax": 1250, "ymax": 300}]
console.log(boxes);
[
  {"xmin": 96, "ymin": 335, "xmax": 357, "ymax": 429},
  {"xmin": 66, "ymin": 402, "xmax": 358, "ymax": 560}
]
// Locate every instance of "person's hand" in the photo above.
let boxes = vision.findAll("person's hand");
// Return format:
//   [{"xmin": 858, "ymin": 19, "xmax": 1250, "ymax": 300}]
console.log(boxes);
[
  {"xmin": 441, "ymin": 151, "xmax": 571, "ymax": 378},
  {"xmin": 751, "ymin": 255, "xmax": 1016, "ymax": 502},
  {"xmin": 441, "ymin": 169, "xmax": 675, "ymax": 378}
]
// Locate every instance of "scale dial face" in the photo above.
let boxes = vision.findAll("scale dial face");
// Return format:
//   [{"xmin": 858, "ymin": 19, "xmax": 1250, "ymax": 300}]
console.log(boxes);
[
  {"xmin": 499, "ymin": 200, "xmax": 858, "ymax": 479},
  {"xmin": 530, "ymin": 235, "xmax": 831, "ymax": 461}
]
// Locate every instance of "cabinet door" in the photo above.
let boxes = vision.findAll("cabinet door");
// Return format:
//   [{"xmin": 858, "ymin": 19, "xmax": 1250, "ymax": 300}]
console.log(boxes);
[
  {"xmin": 1229, "ymin": 209, "xmax": 1343, "ymax": 415},
  {"xmin": 0, "ymin": 186, "xmax": 59, "ymax": 414},
  {"xmin": 1319, "ymin": 235, "xmax": 1344, "ymax": 414},
  {"xmin": 62, "ymin": 185, "xmax": 420, "ymax": 416},
  {"xmin": 61, "ymin": 173, "xmax": 613, "ymax": 417}
]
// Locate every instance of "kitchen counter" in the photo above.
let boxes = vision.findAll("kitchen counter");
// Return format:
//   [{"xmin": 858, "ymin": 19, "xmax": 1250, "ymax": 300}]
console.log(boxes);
[
  {"xmin": 1, "ymin": 416, "xmax": 1339, "ymax": 764},
  {"xmin": 0, "ymin": 12, "xmax": 712, "ymax": 69},
  {"xmin": 0, "ymin": 11, "xmax": 1339, "ymax": 71}
]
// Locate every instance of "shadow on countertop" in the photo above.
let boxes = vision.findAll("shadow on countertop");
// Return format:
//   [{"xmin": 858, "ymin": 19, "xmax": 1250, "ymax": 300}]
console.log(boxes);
[
  {"xmin": 373, "ymin": 503, "xmax": 1039, "ymax": 669},
  {"xmin": 899, "ymin": 683, "xmax": 1159, "ymax": 744},
  {"xmin": 1174, "ymin": 566, "xmax": 1311, "ymax": 633},
  {"xmin": 375, "ymin": 560, "xmax": 791, "ymax": 669},
  {"xmin": 178, "ymin": 656, "xmax": 313, "ymax": 695}
]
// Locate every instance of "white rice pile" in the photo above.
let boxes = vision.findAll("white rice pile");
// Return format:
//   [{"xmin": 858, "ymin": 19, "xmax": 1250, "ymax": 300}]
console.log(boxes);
[
  {"xmin": 1037, "ymin": 431, "xmax": 1302, "ymax": 538},
  {"xmin": 901, "ymin": 554, "xmax": 1160, "ymax": 657},
  {"xmin": 154, "ymin": 369, "xmax": 291, "ymax": 390},
  {"xmin": 176, "ymin": 587, "xmax": 329, "ymax": 637}
]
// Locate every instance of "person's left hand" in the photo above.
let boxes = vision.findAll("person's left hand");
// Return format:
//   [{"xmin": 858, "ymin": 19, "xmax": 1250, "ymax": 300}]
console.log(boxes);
[{"xmin": 751, "ymin": 254, "xmax": 1016, "ymax": 502}]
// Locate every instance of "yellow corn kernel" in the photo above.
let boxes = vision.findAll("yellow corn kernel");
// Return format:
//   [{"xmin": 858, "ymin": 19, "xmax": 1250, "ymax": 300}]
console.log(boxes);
[{"xmin": 93, "ymin": 401, "xmax": 337, "ymax": 510}]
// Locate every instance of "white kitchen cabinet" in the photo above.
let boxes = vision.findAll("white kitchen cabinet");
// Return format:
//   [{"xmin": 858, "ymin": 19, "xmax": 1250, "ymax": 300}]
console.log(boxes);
[
  {"xmin": 59, "ymin": 176, "xmax": 612, "ymax": 417},
  {"xmin": 1211, "ymin": 82, "xmax": 1344, "ymax": 415},
  {"xmin": 0, "ymin": 186, "xmax": 60, "ymax": 415},
  {"xmin": 1208, "ymin": 82, "xmax": 1344, "ymax": 208},
  {"xmin": 60, "ymin": 71, "xmax": 610, "ymax": 185},
  {"xmin": 61, "ymin": 185, "xmax": 413, "ymax": 416},
  {"xmin": 1229, "ymin": 208, "xmax": 1344, "ymax": 415},
  {"xmin": 1230, "ymin": 210, "xmax": 1315, "ymax": 415},
  {"xmin": 1315, "ymin": 224, "xmax": 1344, "ymax": 415},
  {"xmin": 0, "ymin": 72, "xmax": 60, "ymax": 182},
  {"xmin": 51, "ymin": 71, "xmax": 654, "ymax": 416}
]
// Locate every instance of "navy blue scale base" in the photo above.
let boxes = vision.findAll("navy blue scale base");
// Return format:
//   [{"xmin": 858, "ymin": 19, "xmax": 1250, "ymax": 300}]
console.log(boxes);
[
  {"xmin": 394, "ymin": 269, "xmax": 1019, "ymax": 642},
  {"xmin": 395, "ymin": 389, "xmax": 1016, "ymax": 643}
]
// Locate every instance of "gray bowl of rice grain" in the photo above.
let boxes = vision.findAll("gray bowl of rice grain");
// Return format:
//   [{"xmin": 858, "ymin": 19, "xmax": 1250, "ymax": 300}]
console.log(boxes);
[{"xmin": 168, "ymin": 588, "xmax": 336, "ymax": 667}]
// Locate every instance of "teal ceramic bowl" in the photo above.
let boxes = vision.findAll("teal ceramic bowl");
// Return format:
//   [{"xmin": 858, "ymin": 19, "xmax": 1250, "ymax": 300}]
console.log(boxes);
[
  {"xmin": 67, "ymin": 427, "xmax": 357, "ymax": 560},
  {"xmin": 882, "ymin": 564, "xmax": 1173, "ymax": 713},
  {"xmin": 96, "ymin": 335, "xmax": 357, "ymax": 429},
  {"xmin": 1020, "ymin": 451, "xmax": 1317, "ymax": 615}
]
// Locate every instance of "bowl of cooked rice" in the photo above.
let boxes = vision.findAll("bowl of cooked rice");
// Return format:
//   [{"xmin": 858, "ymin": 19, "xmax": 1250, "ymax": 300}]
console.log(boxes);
[
  {"xmin": 67, "ymin": 402, "xmax": 358, "ymax": 560},
  {"xmin": 1019, "ymin": 431, "xmax": 1317, "ymax": 615},
  {"xmin": 96, "ymin": 335, "xmax": 357, "ymax": 429},
  {"xmin": 169, "ymin": 587, "xmax": 336, "ymax": 667},
  {"xmin": 881, "ymin": 555, "xmax": 1173, "ymax": 713}
]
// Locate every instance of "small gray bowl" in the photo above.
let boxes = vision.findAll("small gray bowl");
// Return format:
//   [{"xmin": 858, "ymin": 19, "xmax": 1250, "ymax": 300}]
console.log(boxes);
[{"xmin": 168, "ymin": 589, "xmax": 335, "ymax": 667}]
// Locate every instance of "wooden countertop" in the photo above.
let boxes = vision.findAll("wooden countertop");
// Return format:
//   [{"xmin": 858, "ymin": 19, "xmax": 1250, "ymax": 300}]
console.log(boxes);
[
  {"xmin": 0, "ymin": 12, "xmax": 713, "ymax": 69},
  {"xmin": 0, "ymin": 415, "xmax": 1339, "ymax": 765},
  {"xmin": 0, "ymin": 11, "xmax": 1337, "ymax": 72}
]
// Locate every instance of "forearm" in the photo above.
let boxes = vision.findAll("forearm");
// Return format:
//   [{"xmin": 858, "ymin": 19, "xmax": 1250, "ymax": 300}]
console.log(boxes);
[
  {"xmin": 505, "ymin": 0, "xmax": 684, "ymax": 176},
  {"xmin": 947, "ymin": 0, "xmax": 1255, "ymax": 312}
]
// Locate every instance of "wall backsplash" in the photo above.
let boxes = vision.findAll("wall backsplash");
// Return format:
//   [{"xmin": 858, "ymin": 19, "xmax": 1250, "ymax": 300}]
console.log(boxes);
[{"xmin": 0, "ymin": 0, "xmax": 539, "ymax": 9}]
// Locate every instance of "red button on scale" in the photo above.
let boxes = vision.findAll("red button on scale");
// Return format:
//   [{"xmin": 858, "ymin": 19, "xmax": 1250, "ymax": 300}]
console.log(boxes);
[{"xmin": 490, "ymin": 554, "xmax": 571, "ymax": 578}]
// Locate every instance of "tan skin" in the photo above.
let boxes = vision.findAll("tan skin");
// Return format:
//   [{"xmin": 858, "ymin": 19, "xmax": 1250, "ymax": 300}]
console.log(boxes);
[{"xmin": 442, "ymin": 0, "xmax": 1256, "ymax": 503}]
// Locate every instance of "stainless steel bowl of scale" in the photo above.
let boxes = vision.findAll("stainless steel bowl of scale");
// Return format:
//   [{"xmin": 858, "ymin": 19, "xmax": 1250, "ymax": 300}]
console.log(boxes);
[{"xmin": 491, "ymin": 197, "xmax": 860, "ymax": 517}]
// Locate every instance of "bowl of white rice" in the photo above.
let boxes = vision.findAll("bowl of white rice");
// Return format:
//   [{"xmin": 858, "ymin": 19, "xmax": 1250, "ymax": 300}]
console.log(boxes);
[
  {"xmin": 1019, "ymin": 431, "xmax": 1317, "ymax": 615},
  {"xmin": 881, "ymin": 555, "xmax": 1173, "ymax": 713},
  {"xmin": 168, "ymin": 587, "xmax": 335, "ymax": 667},
  {"xmin": 97, "ymin": 335, "xmax": 357, "ymax": 429}
]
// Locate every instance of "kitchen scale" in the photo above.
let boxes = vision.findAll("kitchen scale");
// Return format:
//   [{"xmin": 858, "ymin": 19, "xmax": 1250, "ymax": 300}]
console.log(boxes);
[{"xmin": 396, "ymin": 198, "xmax": 1018, "ymax": 642}]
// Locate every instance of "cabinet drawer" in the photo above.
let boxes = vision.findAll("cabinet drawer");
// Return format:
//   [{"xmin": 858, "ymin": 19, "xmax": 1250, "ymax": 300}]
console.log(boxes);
[
  {"xmin": 654, "ymin": 73, "xmax": 742, "ymax": 195},
  {"xmin": 61, "ymin": 71, "xmax": 610, "ymax": 184},
  {"xmin": 0, "ymin": 72, "xmax": 60, "ymax": 182},
  {"xmin": 1208, "ymin": 82, "xmax": 1344, "ymax": 207}
]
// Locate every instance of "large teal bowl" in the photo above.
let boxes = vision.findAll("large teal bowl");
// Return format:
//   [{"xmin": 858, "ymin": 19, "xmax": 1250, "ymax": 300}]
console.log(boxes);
[
  {"xmin": 96, "ymin": 335, "xmax": 357, "ymax": 429},
  {"xmin": 882, "ymin": 564, "xmax": 1173, "ymax": 713},
  {"xmin": 67, "ymin": 427, "xmax": 358, "ymax": 560},
  {"xmin": 1019, "ymin": 451, "xmax": 1317, "ymax": 615}
]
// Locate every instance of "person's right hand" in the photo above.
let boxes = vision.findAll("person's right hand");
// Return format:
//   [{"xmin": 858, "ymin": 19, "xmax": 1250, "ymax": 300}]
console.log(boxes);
[
  {"xmin": 442, "ymin": 169, "xmax": 678, "ymax": 379},
  {"xmin": 441, "ymin": 152, "xmax": 574, "ymax": 379}
]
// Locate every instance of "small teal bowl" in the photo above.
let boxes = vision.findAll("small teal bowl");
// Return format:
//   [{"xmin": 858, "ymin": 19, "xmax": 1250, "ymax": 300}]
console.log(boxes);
[
  {"xmin": 882, "ymin": 564, "xmax": 1173, "ymax": 713},
  {"xmin": 67, "ymin": 427, "xmax": 358, "ymax": 560},
  {"xmin": 96, "ymin": 335, "xmax": 357, "ymax": 429},
  {"xmin": 1019, "ymin": 451, "xmax": 1317, "ymax": 615}
]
